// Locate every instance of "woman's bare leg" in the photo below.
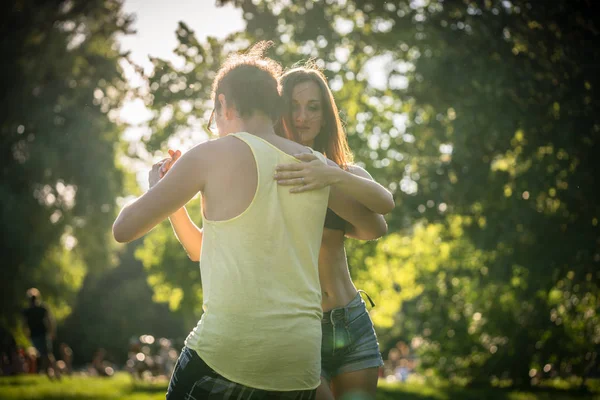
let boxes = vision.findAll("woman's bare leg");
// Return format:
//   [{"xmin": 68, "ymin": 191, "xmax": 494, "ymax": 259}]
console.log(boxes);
[
  {"xmin": 316, "ymin": 377, "xmax": 335, "ymax": 400},
  {"xmin": 330, "ymin": 367, "xmax": 379, "ymax": 400}
]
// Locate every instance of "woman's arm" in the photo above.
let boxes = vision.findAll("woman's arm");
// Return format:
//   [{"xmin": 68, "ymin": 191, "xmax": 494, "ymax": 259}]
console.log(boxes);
[
  {"xmin": 275, "ymin": 155, "xmax": 395, "ymax": 240},
  {"xmin": 276, "ymin": 154, "xmax": 395, "ymax": 215},
  {"xmin": 326, "ymin": 164, "xmax": 389, "ymax": 240},
  {"xmin": 113, "ymin": 142, "xmax": 212, "ymax": 243},
  {"xmin": 327, "ymin": 184, "xmax": 388, "ymax": 240},
  {"xmin": 168, "ymin": 206, "xmax": 203, "ymax": 262},
  {"xmin": 335, "ymin": 164, "xmax": 395, "ymax": 215}
]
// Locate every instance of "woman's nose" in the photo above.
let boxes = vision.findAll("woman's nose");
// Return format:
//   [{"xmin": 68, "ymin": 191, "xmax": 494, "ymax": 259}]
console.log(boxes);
[{"xmin": 295, "ymin": 109, "xmax": 306, "ymax": 123}]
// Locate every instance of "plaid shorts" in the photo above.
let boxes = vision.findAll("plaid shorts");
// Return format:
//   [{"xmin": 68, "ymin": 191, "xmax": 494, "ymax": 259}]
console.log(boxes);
[{"xmin": 166, "ymin": 347, "xmax": 316, "ymax": 400}]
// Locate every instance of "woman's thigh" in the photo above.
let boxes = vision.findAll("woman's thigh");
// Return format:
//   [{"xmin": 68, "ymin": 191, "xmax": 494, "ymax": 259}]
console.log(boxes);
[{"xmin": 331, "ymin": 367, "xmax": 379, "ymax": 400}]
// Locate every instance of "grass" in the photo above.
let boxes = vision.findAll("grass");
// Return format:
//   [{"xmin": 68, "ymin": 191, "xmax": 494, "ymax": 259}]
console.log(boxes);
[
  {"xmin": 377, "ymin": 380, "xmax": 600, "ymax": 400},
  {"xmin": 0, "ymin": 373, "xmax": 598, "ymax": 400},
  {"xmin": 0, "ymin": 373, "xmax": 166, "ymax": 400}
]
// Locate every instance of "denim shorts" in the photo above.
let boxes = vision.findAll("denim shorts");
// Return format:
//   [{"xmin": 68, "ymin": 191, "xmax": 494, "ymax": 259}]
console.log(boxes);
[
  {"xmin": 321, "ymin": 291, "xmax": 383, "ymax": 381},
  {"xmin": 167, "ymin": 347, "xmax": 316, "ymax": 400}
]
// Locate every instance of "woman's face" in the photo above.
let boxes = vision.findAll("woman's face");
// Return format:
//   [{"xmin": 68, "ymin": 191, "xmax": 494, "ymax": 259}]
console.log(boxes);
[{"xmin": 290, "ymin": 80, "xmax": 323, "ymax": 145}]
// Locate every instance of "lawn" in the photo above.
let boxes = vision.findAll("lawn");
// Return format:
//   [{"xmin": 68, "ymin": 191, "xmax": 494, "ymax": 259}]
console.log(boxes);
[
  {"xmin": 0, "ymin": 373, "xmax": 166, "ymax": 400},
  {"xmin": 0, "ymin": 374, "xmax": 598, "ymax": 400}
]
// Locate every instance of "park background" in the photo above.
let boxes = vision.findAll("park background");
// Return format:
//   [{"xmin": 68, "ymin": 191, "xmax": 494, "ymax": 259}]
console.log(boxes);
[{"xmin": 1, "ymin": 0, "xmax": 599, "ymax": 398}]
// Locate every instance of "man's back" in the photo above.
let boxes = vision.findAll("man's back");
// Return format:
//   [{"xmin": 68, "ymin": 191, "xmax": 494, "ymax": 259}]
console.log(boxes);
[
  {"xmin": 23, "ymin": 304, "xmax": 47, "ymax": 337},
  {"xmin": 200, "ymin": 133, "xmax": 315, "ymax": 221},
  {"xmin": 185, "ymin": 132, "xmax": 329, "ymax": 391}
]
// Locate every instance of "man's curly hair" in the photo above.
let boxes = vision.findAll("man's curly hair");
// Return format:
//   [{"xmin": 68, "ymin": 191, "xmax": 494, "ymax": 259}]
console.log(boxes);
[{"xmin": 212, "ymin": 41, "xmax": 283, "ymax": 121}]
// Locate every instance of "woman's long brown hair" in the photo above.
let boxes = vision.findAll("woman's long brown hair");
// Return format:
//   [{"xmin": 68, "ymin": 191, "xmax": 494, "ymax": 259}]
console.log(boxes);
[{"xmin": 277, "ymin": 66, "xmax": 353, "ymax": 169}]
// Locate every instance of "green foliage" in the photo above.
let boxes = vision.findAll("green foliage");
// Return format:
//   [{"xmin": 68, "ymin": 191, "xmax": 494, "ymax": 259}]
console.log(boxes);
[
  {"xmin": 358, "ymin": 217, "xmax": 497, "ymax": 382},
  {"xmin": 1, "ymin": 0, "xmax": 132, "ymax": 327},
  {"xmin": 134, "ymin": 198, "xmax": 203, "ymax": 327},
  {"xmin": 220, "ymin": 0, "xmax": 599, "ymax": 387},
  {"xmin": 126, "ymin": 0, "xmax": 599, "ymax": 389},
  {"xmin": 60, "ymin": 245, "xmax": 186, "ymax": 366},
  {"xmin": 141, "ymin": 24, "xmax": 235, "ymax": 152}
]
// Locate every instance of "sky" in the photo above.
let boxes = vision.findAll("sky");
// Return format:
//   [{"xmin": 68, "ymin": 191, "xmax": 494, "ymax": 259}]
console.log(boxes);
[
  {"xmin": 119, "ymin": 0, "xmax": 245, "ymax": 78},
  {"xmin": 118, "ymin": 0, "xmax": 245, "ymax": 125},
  {"xmin": 114, "ymin": 0, "xmax": 393, "ymax": 192},
  {"xmin": 115, "ymin": 0, "xmax": 246, "ymax": 190}
]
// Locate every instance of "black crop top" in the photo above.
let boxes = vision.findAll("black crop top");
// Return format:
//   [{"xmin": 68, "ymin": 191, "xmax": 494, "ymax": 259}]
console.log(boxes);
[{"xmin": 324, "ymin": 208, "xmax": 346, "ymax": 232}]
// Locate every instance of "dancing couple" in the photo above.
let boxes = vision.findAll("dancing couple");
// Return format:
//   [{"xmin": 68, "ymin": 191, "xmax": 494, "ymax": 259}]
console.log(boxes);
[{"xmin": 113, "ymin": 41, "xmax": 394, "ymax": 400}]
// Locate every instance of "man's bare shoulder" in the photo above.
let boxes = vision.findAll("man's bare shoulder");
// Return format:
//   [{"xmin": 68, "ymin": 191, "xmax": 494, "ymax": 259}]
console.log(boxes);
[
  {"xmin": 268, "ymin": 135, "xmax": 312, "ymax": 155},
  {"xmin": 187, "ymin": 135, "xmax": 243, "ymax": 159}
]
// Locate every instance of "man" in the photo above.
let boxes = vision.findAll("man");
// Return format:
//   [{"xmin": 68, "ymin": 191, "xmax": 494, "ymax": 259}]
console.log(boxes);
[
  {"xmin": 114, "ymin": 41, "xmax": 334, "ymax": 399},
  {"xmin": 22, "ymin": 288, "xmax": 60, "ymax": 380}
]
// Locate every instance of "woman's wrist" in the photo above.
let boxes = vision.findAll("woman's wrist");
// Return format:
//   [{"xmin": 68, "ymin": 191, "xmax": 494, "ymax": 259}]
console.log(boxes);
[{"xmin": 329, "ymin": 166, "xmax": 348, "ymax": 186}]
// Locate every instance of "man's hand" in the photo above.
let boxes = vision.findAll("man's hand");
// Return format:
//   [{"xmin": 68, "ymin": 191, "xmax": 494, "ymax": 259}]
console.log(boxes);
[
  {"xmin": 148, "ymin": 149, "xmax": 182, "ymax": 189},
  {"xmin": 274, "ymin": 153, "xmax": 340, "ymax": 193}
]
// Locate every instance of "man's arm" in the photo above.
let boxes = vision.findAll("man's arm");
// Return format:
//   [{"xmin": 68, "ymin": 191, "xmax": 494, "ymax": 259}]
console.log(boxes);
[
  {"xmin": 113, "ymin": 141, "xmax": 214, "ymax": 243},
  {"xmin": 326, "ymin": 178, "xmax": 389, "ymax": 240}
]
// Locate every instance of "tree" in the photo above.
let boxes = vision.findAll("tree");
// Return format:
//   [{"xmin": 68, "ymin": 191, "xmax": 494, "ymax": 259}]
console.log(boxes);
[
  {"xmin": 222, "ymin": 0, "xmax": 599, "ymax": 386},
  {"xmin": 131, "ymin": 0, "xmax": 599, "ymax": 387},
  {"xmin": 60, "ymin": 243, "xmax": 186, "ymax": 365},
  {"xmin": 1, "ymin": 0, "xmax": 132, "ymax": 326}
]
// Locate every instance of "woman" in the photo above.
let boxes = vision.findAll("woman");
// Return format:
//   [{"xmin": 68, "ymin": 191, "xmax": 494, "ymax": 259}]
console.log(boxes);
[{"xmin": 273, "ymin": 66, "xmax": 395, "ymax": 400}]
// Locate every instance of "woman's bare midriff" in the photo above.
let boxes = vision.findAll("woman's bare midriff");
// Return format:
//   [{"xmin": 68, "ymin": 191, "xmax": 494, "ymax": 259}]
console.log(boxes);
[{"xmin": 319, "ymin": 228, "xmax": 358, "ymax": 312}]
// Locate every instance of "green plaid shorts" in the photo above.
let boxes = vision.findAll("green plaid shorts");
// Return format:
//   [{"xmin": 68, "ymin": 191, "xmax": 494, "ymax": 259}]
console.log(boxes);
[{"xmin": 166, "ymin": 347, "xmax": 316, "ymax": 400}]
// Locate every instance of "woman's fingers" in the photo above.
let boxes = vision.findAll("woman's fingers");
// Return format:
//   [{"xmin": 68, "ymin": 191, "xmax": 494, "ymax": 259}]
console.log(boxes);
[
  {"xmin": 160, "ymin": 161, "xmax": 171, "ymax": 177},
  {"xmin": 290, "ymin": 183, "xmax": 321, "ymax": 193},
  {"xmin": 294, "ymin": 153, "xmax": 318, "ymax": 162},
  {"xmin": 277, "ymin": 178, "xmax": 306, "ymax": 186},
  {"xmin": 169, "ymin": 149, "xmax": 182, "ymax": 160},
  {"xmin": 275, "ymin": 163, "xmax": 304, "ymax": 172},
  {"xmin": 153, "ymin": 158, "xmax": 169, "ymax": 173},
  {"xmin": 154, "ymin": 157, "xmax": 169, "ymax": 166},
  {"xmin": 159, "ymin": 150, "xmax": 182, "ymax": 177},
  {"xmin": 274, "ymin": 170, "xmax": 306, "ymax": 180}
]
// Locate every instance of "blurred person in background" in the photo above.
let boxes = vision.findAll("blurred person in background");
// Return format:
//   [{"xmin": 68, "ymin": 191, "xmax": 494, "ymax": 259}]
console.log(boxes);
[
  {"xmin": 0, "ymin": 325, "xmax": 23, "ymax": 375},
  {"xmin": 58, "ymin": 342, "xmax": 73, "ymax": 376},
  {"xmin": 22, "ymin": 288, "xmax": 61, "ymax": 380}
]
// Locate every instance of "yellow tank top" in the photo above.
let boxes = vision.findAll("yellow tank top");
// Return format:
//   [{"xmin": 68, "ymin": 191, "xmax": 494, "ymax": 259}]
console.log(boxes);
[{"xmin": 185, "ymin": 132, "xmax": 329, "ymax": 391}]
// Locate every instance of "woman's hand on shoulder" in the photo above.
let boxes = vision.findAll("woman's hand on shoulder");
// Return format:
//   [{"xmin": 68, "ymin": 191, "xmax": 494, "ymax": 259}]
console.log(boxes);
[{"xmin": 274, "ymin": 153, "xmax": 341, "ymax": 193}]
